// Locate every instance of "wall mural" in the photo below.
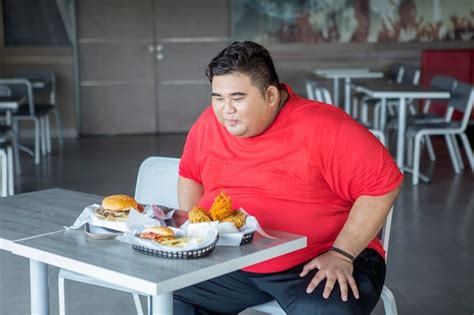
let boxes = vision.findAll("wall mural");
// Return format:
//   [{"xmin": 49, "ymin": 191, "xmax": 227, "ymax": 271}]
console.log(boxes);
[{"xmin": 232, "ymin": 0, "xmax": 474, "ymax": 43}]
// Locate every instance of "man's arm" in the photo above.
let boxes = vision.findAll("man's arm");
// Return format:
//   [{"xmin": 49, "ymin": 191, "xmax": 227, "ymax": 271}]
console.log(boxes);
[
  {"xmin": 178, "ymin": 176, "xmax": 204, "ymax": 211},
  {"xmin": 300, "ymin": 184, "xmax": 401, "ymax": 301}
]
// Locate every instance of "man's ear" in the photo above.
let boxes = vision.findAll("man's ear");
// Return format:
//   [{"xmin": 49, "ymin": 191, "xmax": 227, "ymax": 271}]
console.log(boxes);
[{"xmin": 266, "ymin": 85, "xmax": 279, "ymax": 106}]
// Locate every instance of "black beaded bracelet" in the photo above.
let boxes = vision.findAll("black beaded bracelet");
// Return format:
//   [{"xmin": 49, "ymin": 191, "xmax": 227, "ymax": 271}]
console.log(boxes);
[{"xmin": 329, "ymin": 246, "xmax": 356, "ymax": 262}]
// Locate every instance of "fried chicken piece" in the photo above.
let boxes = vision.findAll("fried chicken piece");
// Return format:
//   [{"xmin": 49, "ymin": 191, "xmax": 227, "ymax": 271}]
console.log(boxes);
[
  {"xmin": 221, "ymin": 211, "xmax": 247, "ymax": 229},
  {"xmin": 209, "ymin": 191, "xmax": 235, "ymax": 221},
  {"xmin": 188, "ymin": 206, "xmax": 211, "ymax": 223}
]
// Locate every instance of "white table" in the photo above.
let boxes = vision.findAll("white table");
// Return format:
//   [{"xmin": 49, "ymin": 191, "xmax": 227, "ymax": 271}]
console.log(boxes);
[
  {"xmin": 0, "ymin": 189, "xmax": 307, "ymax": 315},
  {"xmin": 351, "ymin": 80, "xmax": 450, "ymax": 168},
  {"xmin": 313, "ymin": 68, "xmax": 384, "ymax": 114}
]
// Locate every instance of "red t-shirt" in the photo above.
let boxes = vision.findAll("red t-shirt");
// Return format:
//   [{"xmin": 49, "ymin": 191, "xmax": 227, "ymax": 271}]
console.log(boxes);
[{"xmin": 179, "ymin": 84, "xmax": 403, "ymax": 273}]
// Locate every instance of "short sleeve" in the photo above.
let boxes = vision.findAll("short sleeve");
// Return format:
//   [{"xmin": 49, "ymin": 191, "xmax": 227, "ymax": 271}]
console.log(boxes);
[
  {"xmin": 179, "ymin": 123, "xmax": 203, "ymax": 184},
  {"xmin": 323, "ymin": 119, "xmax": 403, "ymax": 202}
]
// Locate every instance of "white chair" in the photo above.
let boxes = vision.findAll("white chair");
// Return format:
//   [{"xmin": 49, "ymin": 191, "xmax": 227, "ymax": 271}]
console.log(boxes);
[
  {"xmin": 0, "ymin": 84, "xmax": 21, "ymax": 177},
  {"xmin": 388, "ymin": 75, "xmax": 458, "ymax": 165},
  {"xmin": 58, "ymin": 156, "xmax": 180, "ymax": 315},
  {"xmin": 15, "ymin": 70, "xmax": 63, "ymax": 150},
  {"xmin": 0, "ymin": 85, "xmax": 19, "ymax": 196},
  {"xmin": 0, "ymin": 137, "xmax": 14, "ymax": 197},
  {"xmin": 406, "ymin": 82, "xmax": 474, "ymax": 185},
  {"xmin": 306, "ymin": 80, "xmax": 333, "ymax": 104},
  {"xmin": 0, "ymin": 78, "xmax": 47, "ymax": 164}
]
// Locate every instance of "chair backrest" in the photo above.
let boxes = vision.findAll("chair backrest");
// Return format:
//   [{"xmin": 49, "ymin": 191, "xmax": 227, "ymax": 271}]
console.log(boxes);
[
  {"xmin": 305, "ymin": 80, "xmax": 318, "ymax": 100},
  {"xmin": 387, "ymin": 64, "xmax": 404, "ymax": 83},
  {"xmin": 430, "ymin": 75, "xmax": 457, "ymax": 91},
  {"xmin": 0, "ymin": 78, "xmax": 35, "ymax": 115},
  {"xmin": 370, "ymin": 133, "xmax": 393, "ymax": 258},
  {"xmin": 380, "ymin": 207, "xmax": 394, "ymax": 258},
  {"xmin": 447, "ymin": 82, "xmax": 474, "ymax": 128},
  {"xmin": 0, "ymin": 85, "xmax": 11, "ymax": 97},
  {"xmin": 428, "ymin": 75, "xmax": 458, "ymax": 119},
  {"xmin": 15, "ymin": 70, "xmax": 56, "ymax": 105},
  {"xmin": 314, "ymin": 87, "xmax": 333, "ymax": 104},
  {"xmin": 400, "ymin": 64, "xmax": 420, "ymax": 85},
  {"xmin": 134, "ymin": 156, "xmax": 180, "ymax": 208},
  {"xmin": 306, "ymin": 80, "xmax": 333, "ymax": 104}
]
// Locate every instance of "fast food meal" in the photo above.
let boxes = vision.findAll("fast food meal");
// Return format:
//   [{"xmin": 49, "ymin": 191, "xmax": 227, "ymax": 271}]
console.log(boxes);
[
  {"xmin": 221, "ymin": 211, "xmax": 247, "ymax": 229},
  {"xmin": 209, "ymin": 191, "xmax": 235, "ymax": 221},
  {"xmin": 94, "ymin": 194, "xmax": 141, "ymax": 221},
  {"xmin": 188, "ymin": 206, "xmax": 211, "ymax": 223},
  {"xmin": 138, "ymin": 226, "xmax": 192, "ymax": 248},
  {"xmin": 188, "ymin": 191, "xmax": 247, "ymax": 229}
]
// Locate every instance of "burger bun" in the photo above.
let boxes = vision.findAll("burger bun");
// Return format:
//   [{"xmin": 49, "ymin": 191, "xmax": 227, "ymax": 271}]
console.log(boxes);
[{"xmin": 101, "ymin": 195, "xmax": 139, "ymax": 212}]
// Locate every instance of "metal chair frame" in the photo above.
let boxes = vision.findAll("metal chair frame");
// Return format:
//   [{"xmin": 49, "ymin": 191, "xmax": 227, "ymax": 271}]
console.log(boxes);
[
  {"xmin": 15, "ymin": 70, "xmax": 63, "ymax": 150},
  {"xmin": 406, "ymin": 82, "xmax": 474, "ymax": 185},
  {"xmin": 0, "ymin": 78, "xmax": 50, "ymax": 164}
]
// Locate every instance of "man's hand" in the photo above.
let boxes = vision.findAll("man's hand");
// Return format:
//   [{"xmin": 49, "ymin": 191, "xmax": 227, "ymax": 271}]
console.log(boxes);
[{"xmin": 299, "ymin": 251, "xmax": 359, "ymax": 302}]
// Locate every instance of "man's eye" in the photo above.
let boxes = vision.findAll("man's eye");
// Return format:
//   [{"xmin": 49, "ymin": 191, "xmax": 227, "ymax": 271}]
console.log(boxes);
[
  {"xmin": 233, "ymin": 98, "xmax": 244, "ymax": 102},
  {"xmin": 214, "ymin": 97, "xmax": 224, "ymax": 102}
]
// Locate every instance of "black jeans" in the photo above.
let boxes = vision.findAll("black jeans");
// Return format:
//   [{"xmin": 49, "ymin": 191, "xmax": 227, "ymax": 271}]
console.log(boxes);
[{"xmin": 173, "ymin": 249, "xmax": 386, "ymax": 315}]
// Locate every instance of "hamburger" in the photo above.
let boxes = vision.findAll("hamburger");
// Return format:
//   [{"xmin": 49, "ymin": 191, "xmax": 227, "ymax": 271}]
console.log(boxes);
[{"xmin": 94, "ymin": 194, "xmax": 140, "ymax": 221}]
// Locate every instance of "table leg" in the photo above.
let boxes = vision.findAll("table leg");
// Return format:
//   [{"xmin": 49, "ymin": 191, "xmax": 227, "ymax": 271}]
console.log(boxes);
[
  {"xmin": 6, "ymin": 110, "xmax": 12, "ymax": 125},
  {"xmin": 333, "ymin": 78, "xmax": 339, "ymax": 107},
  {"xmin": 380, "ymin": 98, "xmax": 387, "ymax": 132},
  {"xmin": 151, "ymin": 292, "xmax": 173, "ymax": 315},
  {"xmin": 396, "ymin": 98, "xmax": 407, "ymax": 168},
  {"xmin": 344, "ymin": 77, "xmax": 351, "ymax": 115},
  {"xmin": 29, "ymin": 259, "xmax": 49, "ymax": 315}
]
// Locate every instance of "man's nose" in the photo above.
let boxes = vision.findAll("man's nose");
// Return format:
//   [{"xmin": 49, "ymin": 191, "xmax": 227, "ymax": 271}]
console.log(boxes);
[{"xmin": 223, "ymin": 99, "xmax": 236, "ymax": 113}]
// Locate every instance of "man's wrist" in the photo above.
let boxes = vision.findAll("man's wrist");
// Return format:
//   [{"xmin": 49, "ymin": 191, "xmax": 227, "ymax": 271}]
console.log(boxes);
[{"xmin": 329, "ymin": 246, "xmax": 356, "ymax": 263}]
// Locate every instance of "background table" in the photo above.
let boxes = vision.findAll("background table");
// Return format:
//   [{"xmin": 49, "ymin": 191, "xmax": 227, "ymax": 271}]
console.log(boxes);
[
  {"xmin": 0, "ymin": 189, "xmax": 307, "ymax": 315},
  {"xmin": 313, "ymin": 68, "xmax": 384, "ymax": 114},
  {"xmin": 351, "ymin": 80, "xmax": 450, "ymax": 168}
]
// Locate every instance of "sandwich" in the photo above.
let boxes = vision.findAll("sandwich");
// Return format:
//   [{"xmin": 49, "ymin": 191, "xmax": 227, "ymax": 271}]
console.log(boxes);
[
  {"xmin": 139, "ymin": 226, "xmax": 175, "ymax": 242},
  {"xmin": 139, "ymin": 226, "xmax": 192, "ymax": 247},
  {"xmin": 94, "ymin": 194, "xmax": 141, "ymax": 221}
]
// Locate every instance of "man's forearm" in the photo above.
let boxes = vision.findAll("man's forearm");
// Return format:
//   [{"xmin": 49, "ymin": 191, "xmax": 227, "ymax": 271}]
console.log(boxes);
[
  {"xmin": 178, "ymin": 176, "xmax": 204, "ymax": 211},
  {"xmin": 332, "ymin": 185, "xmax": 401, "ymax": 258}
]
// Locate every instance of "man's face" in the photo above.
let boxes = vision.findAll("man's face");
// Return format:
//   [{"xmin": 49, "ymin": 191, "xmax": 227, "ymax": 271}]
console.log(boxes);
[{"xmin": 211, "ymin": 72, "xmax": 276, "ymax": 138}]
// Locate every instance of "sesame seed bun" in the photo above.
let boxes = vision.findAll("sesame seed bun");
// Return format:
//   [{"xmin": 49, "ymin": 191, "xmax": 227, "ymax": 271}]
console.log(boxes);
[{"xmin": 101, "ymin": 195, "xmax": 139, "ymax": 212}]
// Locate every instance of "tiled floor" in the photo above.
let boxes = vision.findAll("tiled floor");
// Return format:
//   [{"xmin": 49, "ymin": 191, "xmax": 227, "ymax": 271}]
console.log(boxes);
[{"xmin": 1, "ymin": 134, "xmax": 473, "ymax": 314}]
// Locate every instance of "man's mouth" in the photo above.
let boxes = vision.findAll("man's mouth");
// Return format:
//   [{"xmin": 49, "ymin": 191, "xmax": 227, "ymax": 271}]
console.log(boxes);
[{"xmin": 224, "ymin": 117, "xmax": 239, "ymax": 126}]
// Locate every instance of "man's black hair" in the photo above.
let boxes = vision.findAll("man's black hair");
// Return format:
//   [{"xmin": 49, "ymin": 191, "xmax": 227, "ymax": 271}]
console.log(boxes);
[{"xmin": 205, "ymin": 41, "xmax": 280, "ymax": 94}]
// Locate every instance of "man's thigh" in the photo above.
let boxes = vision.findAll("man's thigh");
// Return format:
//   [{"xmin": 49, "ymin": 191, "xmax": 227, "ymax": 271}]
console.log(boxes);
[
  {"xmin": 249, "ymin": 249, "xmax": 386, "ymax": 315},
  {"xmin": 173, "ymin": 270, "xmax": 274, "ymax": 315}
]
